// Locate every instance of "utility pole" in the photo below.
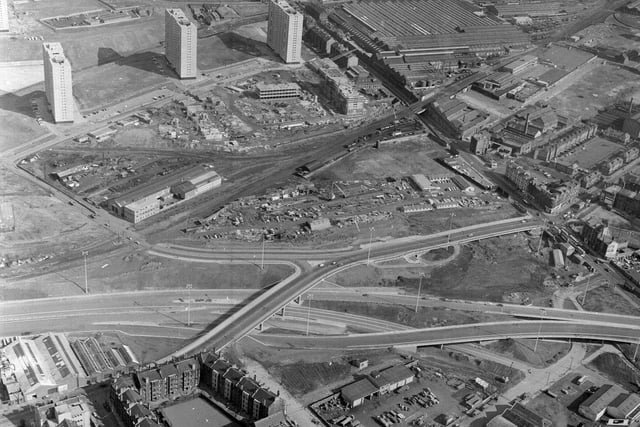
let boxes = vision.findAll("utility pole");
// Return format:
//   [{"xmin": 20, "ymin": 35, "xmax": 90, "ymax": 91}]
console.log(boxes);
[
  {"xmin": 367, "ymin": 227, "xmax": 374, "ymax": 265},
  {"xmin": 537, "ymin": 218, "xmax": 547, "ymax": 254},
  {"xmin": 581, "ymin": 275, "xmax": 591, "ymax": 306},
  {"xmin": 82, "ymin": 251, "xmax": 88, "ymax": 294},
  {"xmin": 261, "ymin": 233, "xmax": 265, "ymax": 270},
  {"xmin": 186, "ymin": 284, "xmax": 192, "ymax": 326},
  {"xmin": 634, "ymin": 340, "xmax": 639, "ymax": 361},
  {"xmin": 305, "ymin": 293, "xmax": 313, "ymax": 336},
  {"xmin": 415, "ymin": 274, "xmax": 424, "ymax": 313},
  {"xmin": 446, "ymin": 212, "xmax": 455, "ymax": 244},
  {"xmin": 534, "ymin": 321, "xmax": 543, "ymax": 353}
]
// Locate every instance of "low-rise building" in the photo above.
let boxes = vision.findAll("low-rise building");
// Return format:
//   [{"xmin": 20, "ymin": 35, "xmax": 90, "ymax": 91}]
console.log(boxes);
[
  {"xmin": 579, "ymin": 384, "xmax": 626, "ymax": 421},
  {"xmin": 36, "ymin": 395, "xmax": 95, "ymax": 427},
  {"xmin": 1, "ymin": 333, "xmax": 86, "ymax": 403},
  {"xmin": 601, "ymin": 156, "xmax": 624, "ymax": 175},
  {"xmin": 108, "ymin": 165, "xmax": 222, "ymax": 223},
  {"xmin": 487, "ymin": 403, "xmax": 551, "ymax": 427},
  {"xmin": 341, "ymin": 378, "xmax": 378, "ymax": 408},
  {"xmin": 581, "ymin": 220, "xmax": 628, "ymax": 259},
  {"xmin": 580, "ymin": 170, "xmax": 602, "ymax": 188},
  {"xmin": 256, "ymin": 82, "xmax": 301, "ymax": 100}
]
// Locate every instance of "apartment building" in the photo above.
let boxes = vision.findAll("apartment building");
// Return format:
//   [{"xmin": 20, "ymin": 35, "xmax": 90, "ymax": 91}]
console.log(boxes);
[
  {"xmin": 165, "ymin": 8, "xmax": 197, "ymax": 79},
  {"xmin": 0, "ymin": 0, "xmax": 9, "ymax": 32},
  {"xmin": 43, "ymin": 43, "xmax": 74, "ymax": 123},
  {"xmin": 267, "ymin": 0, "xmax": 303, "ymax": 63}
]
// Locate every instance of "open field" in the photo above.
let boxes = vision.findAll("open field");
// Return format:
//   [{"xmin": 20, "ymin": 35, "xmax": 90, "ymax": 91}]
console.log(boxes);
[
  {"xmin": 588, "ymin": 352, "xmax": 640, "ymax": 391},
  {"xmin": 332, "ymin": 234, "xmax": 551, "ymax": 302},
  {"xmin": 482, "ymin": 339, "xmax": 571, "ymax": 368},
  {"xmin": 73, "ymin": 51, "xmax": 169, "ymax": 111},
  {"xmin": 197, "ymin": 24, "xmax": 274, "ymax": 70},
  {"xmin": 581, "ymin": 283, "xmax": 640, "ymax": 315},
  {"xmin": 314, "ymin": 140, "xmax": 451, "ymax": 182},
  {"xmin": 547, "ymin": 62, "xmax": 640, "ymax": 119}
]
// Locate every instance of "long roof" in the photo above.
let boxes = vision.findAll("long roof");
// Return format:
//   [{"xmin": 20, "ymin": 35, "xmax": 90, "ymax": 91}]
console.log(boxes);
[{"xmin": 341, "ymin": 378, "xmax": 378, "ymax": 402}]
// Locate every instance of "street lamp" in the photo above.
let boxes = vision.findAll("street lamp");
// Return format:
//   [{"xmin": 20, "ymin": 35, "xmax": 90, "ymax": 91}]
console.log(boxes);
[
  {"xmin": 581, "ymin": 275, "xmax": 591, "ymax": 306},
  {"xmin": 81, "ymin": 251, "xmax": 89, "ymax": 294},
  {"xmin": 366, "ymin": 227, "xmax": 374, "ymax": 265},
  {"xmin": 305, "ymin": 293, "xmax": 313, "ymax": 336},
  {"xmin": 186, "ymin": 284, "xmax": 193, "ymax": 326},
  {"xmin": 415, "ymin": 274, "xmax": 424, "ymax": 313}
]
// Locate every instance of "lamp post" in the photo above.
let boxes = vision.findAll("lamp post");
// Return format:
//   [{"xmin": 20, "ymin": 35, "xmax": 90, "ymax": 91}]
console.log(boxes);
[
  {"xmin": 446, "ymin": 213, "xmax": 455, "ymax": 244},
  {"xmin": 533, "ymin": 321, "xmax": 543, "ymax": 353},
  {"xmin": 81, "ymin": 251, "xmax": 88, "ymax": 294},
  {"xmin": 367, "ymin": 227, "xmax": 374, "ymax": 265},
  {"xmin": 415, "ymin": 274, "xmax": 424, "ymax": 313},
  {"xmin": 306, "ymin": 293, "xmax": 313, "ymax": 336},
  {"xmin": 581, "ymin": 275, "xmax": 591, "ymax": 306},
  {"xmin": 186, "ymin": 284, "xmax": 193, "ymax": 326},
  {"xmin": 537, "ymin": 218, "xmax": 548, "ymax": 254}
]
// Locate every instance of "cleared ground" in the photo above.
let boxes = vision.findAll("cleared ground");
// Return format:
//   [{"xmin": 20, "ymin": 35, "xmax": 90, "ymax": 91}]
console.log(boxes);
[
  {"xmin": 558, "ymin": 136, "xmax": 625, "ymax": 169},
  {"xmin": 587, "ymin": 352, "xmax": 640, "ymax": 390},
  {"xmin": 482, "ymin": 339, "xmax": 571, "ymax": 369},
  {"xmin": 331, "ymin": 233, "xmax": 550, "ymax": 302},
  {"xmin": 582, "ymin": 284, "xmax": 640, "ymax": 316},
  {"xmin": 547, "ymin": 62, "xmax": 640, "ymax": 119},
  {"xmin": 0, "ymin": 89, "xmax": 50, "ymax": 151},
  {"xmin": 73, "ymin": 52, "xmax": 169, "ymax": 111},
  {"xmin": 198, "ymin": 24, "xmax": 274, "ymax": 71}
]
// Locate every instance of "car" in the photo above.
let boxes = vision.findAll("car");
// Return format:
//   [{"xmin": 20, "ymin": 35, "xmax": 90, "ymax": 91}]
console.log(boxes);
[{"xmin": 467, "ymin": 233, "xmax": 474, "ymax": 237}]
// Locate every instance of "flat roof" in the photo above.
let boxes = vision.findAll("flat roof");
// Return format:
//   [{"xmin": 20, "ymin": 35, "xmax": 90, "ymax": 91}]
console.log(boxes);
[{"xmin": 161, "ymin": 397, "xmax": 240, "ymax": 427}]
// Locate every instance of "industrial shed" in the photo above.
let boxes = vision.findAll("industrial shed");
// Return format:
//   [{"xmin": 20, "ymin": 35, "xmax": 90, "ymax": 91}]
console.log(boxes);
[{"xmin": 340, "ymin": 378, "xmax": 378, "ymax": 408}]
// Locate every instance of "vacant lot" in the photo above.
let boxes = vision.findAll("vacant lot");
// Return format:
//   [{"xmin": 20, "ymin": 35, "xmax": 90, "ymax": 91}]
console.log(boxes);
[
  {"xmin": 0, "ymin": 90, "xmax": 50, "ymax": 151},
  {"xmin": 558, "ymin": 136, "xmax": 625, "ymax": 169},
  {"xmin": 333, "ymin": 234, "xmax": 550, "ymax": 302},
  {"xmin": 581, "ymin": 284, "xmax": 639, "ymax": 316},
  {"xmin": 73, "ymin": 52, "xmax": 168, "ymax": 111},
  {"xmin": 273, "ymin": 360, "xmax": 352, "ymax": 396},
  {"xmin": 318, "ymin": 140, "xmax": 451, "ymax": 182},
  {"xmin": 588, "ymin": 352, "xmax": 640, "ymax": 390},
  {"xmin": 547, "ymin": 62, "xmax": 640, "ymax": 119},
  {"xmin": 483, "ymin": 339, "xmax": 571, "ymax": 368},
  {"xmin": 197, "ymin": 29, "xmax": 273, "ymax": 70}
]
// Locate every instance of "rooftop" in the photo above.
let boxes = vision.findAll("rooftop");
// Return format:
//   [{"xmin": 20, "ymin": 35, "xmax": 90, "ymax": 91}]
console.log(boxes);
[{"xmin": 341, "ymin": 378, "xmax": 378, "ymax": 402}]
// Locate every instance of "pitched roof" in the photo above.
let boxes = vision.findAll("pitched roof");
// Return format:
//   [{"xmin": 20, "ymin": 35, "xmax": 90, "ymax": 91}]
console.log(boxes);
[
  {"xmin": 253, "ymin": 388, "xmax": 278, "ymax": 406},
  {"xmin": 341, "ymin": 378, "xmax": 378, "ymax": 402},
  {"xmin": 369, "ymin": 365, "xmax": 414, "ymax": 388}
]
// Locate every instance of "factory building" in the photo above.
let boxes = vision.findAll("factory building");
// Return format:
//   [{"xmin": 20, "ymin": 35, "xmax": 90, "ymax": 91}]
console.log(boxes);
[
  {"xmin": 43, "ymin": 43, "xmax": 74, "ymax": 123},
  {"xmin": 267, "ymin": 0, "xmax": 303, "ymax": 63},
  {"xmin": 108, "ymin": 165, "xmax": 221, "ymax": 223},
  {"xmin": 0, "ymin": 333, "xmax": 87, "ymax": 403},
  {"xmin": 165, "ymin": 9, "xmax": 197, "ymax": 79},
  {"xmin": 256, "ymin": 82, "xmax": 301, "ymax": 100},
  {"xmin": 0, "ymin": 0, "xmax": 9, "ymax": 32},
  {"xmin": 427, "ymin": 98, "xmax": 489, "ymax": 141}
]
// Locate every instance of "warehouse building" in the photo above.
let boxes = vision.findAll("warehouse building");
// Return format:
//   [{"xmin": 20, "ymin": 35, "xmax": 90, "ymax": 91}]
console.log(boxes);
[
  {"xmin": 487, "ymin": 403, "xmax": 550, "ymax": 427},
  {"xmin": 1, "ymin": 333, "xmax": 87, "ymax": 403},
  {"xmin": 340, "ymin": 364, "xmax": 415, "ymax": 407},
  {"xmin": 409, "ymin": 174, "xmax": 439, "ymax": 191},
  {"xmin": 108, "ymin": 165, "xmax": 221, "ymax": 223},
  {"xmin": 579, "ymin": 384, "xmax": 626, "ymax": 421}
]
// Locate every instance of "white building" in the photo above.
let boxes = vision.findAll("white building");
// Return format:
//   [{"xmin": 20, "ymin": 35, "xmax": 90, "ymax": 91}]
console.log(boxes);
[
  {"xmin": 43, "ymin": 43, "xmax": 74, "ymax": 123},
  {"xmin": 267, "ymin": 0, "xmax": 303, "ymax": 64},
  {"xmin": 165, "ymin": 8, "xmax": 197, "ymax": 79},
  {"xmin": 0, "ymin": 0, "xmax": 9, "ymax": 32}
]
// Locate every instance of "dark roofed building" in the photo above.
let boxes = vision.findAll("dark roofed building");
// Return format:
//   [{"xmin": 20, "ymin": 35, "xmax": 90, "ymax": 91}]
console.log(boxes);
[
  {"xmin": 579, "ymin": 384, "xmax": 625, "ymax": 421},
  {"xmin": 369, "ymin": 365, "xmax": 414, "ymax": 394},
  {"xmin": 487, "ymin": 403, "xmax": 551, "ymax": 427},
  {"xmin": 341, "ymin": 377, "xmax": 378, "ymax": 407}
]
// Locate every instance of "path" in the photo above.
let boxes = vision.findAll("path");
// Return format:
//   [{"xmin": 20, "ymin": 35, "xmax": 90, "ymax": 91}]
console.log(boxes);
[{"xmin": 241, "ymin": 354, "xmax": 321, "ymax": 426}]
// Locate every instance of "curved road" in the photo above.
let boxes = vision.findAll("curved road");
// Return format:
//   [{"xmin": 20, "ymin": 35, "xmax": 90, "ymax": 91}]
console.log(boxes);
[{"xmin": 253, "ymin": 320, "xmax": 640, "ymax": 349}]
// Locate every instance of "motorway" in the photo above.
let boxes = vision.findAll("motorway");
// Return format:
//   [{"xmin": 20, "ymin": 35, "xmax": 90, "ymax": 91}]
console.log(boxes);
[
  {"xmin": 158, "ymin": 218, "xmax": 547, "ymax": 360},
  {"xmin": 253, "ymin": 320, "xmax": 640, "ymax": 349}
]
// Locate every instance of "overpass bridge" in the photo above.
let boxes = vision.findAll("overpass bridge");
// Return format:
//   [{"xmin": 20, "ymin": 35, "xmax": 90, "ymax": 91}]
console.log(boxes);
[
  {"xmin": 158, "ymin": 218, "xmax": 546, "ymax": 362},
  {"xmin": 253, "ymin": 320, "xmax": 640, "ymax": 350}
]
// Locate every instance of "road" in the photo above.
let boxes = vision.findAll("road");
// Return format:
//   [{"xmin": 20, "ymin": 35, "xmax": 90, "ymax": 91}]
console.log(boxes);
[
  {"xmin": 156, "ymin": 218, "xmax": 547, "ymax": 361},
  {"xmin": 252, "ymin": 320, "xmax": 640, "ymax": 349}
]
